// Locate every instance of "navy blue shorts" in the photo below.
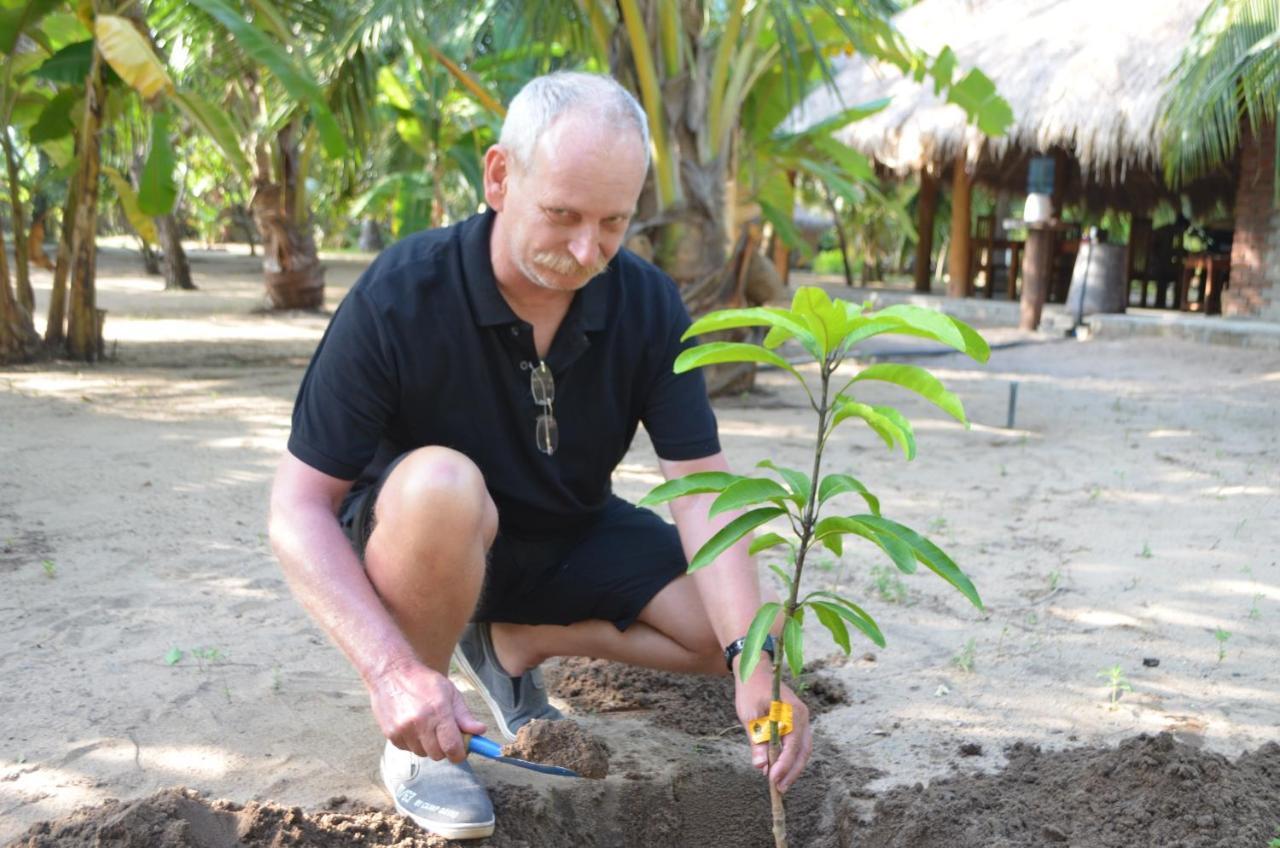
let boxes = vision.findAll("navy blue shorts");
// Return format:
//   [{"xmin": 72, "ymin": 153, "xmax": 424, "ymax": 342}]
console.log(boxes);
[{"xmin": 339, "ymin": 461, "xmax": 688, "ymax": 632}]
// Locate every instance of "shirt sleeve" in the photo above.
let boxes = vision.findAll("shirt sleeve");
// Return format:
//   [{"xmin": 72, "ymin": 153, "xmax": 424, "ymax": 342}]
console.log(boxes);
[
  {"xmin": 641, "ymin": 284, "xmax": 721, "ymax": 462},
  {"xmin": 287, "ymin": 288, "xmax": 400, "ymax": 479}
]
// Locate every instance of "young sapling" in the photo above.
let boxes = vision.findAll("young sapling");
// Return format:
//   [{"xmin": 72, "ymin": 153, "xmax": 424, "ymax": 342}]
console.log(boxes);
[{"xmin": 641, "ymin": 288, "xmax": 987, "ymax": 847}]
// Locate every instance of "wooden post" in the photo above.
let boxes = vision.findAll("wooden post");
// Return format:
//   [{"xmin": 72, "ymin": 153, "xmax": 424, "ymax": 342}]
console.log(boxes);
[
  {"xmin": 948, "ymin": 153, "xmax": 972, "ymax": 298},
  {"xmin": 914, "ymin": 168, "xmax": 938, "ymax": 292},
  {"xmin": 1020, "ymin": 224, "xmax": 1054, "ymax": 330}
]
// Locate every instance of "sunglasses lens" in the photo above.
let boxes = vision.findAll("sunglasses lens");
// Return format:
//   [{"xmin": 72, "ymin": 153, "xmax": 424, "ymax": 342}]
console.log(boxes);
[{"xmin": 535, "ymin": 413, "xmax": 559, "ymax": 455}]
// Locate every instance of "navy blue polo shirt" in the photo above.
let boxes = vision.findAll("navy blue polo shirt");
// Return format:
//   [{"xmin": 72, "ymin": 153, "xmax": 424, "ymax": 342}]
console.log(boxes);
[{"xmin": 287, "ymin": 209, "xmax": 720, "ymax": 536}]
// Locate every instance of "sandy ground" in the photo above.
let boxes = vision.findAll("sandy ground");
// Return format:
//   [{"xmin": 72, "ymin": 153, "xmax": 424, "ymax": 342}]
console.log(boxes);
[{"xmin": 1, "ymin": 245, "xmax": 1278, "ymax": 844}]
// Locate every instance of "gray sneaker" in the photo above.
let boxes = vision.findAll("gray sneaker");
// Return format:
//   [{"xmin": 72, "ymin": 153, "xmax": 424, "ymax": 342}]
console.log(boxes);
[
  {"xmin": 379, "ymin": 740, "xmax": 494, "ymax": 841},
  {"xmin": 452, "ymin": 622, "xmax": 563, "ymax": 742}
]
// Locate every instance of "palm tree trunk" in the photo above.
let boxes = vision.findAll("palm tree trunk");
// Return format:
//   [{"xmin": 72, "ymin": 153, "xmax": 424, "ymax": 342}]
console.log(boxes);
[
  {"xmin": 66, "ymin": 43, "xmax": 106, "ymax": 361},
  {"xmin": 0, "ymin": 223, "xmax": 40, "ymax": 363},
  {"xmin": 252, "ymin": 123, "xmax": 324, "ymax": 309},
  {"xmin": 157, "ymin": 211, "xmax": 194, "ymax": 290},
  {"xmin": 3, "ymin": 126, "xmax": 34, "ymax": 315},
  {"xmin": 45, "ymin": 169, "xmax": 80, "ymax": 347}
]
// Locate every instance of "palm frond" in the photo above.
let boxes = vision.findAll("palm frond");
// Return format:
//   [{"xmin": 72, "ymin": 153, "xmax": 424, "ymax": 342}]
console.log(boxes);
[{"xmin": 1162, "ymin": 0, "xmax": 1279, "ymax": 187}]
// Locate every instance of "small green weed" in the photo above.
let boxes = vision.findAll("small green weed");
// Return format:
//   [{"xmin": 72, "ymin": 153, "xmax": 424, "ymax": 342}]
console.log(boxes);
[
  {"xmin": 1088, "ymin": 485, "xmax": 1101, "ymax": 502},
  {"xmin": 1097, "ymin": 665, "xmax": 1132, "ymax": 709},
  {"xmin": 41, "ymin": 559, "xmax": 56, "ymax": 578},
  {"xmin": 165, "ymin": 647, "xmax": 225, "ymax": 668},
  {"xmin": 870, "ymin": 564, "xmax": 909, "ymax": 605},
  {"xmin": 928, "ymin": 516, "xmax": 949, "ymax": 534},
  {"xmin": 951, "ymin": 638, "xmax": 977, "ymax": 673},
  {"xmin": 1213, "ymin": 628, "xmax": 1231, "ymax": 662},
  {"xmin": 1047, "ymin": 570, "xmax": 1061, "ymax": 591},
  {"xmin": 1138, "ymin": 542, "xmax": 1153, "ymax": 559},
  {"xmin": 1248, "ymin": 594, "xmax": 1263, "ymax": 621}
]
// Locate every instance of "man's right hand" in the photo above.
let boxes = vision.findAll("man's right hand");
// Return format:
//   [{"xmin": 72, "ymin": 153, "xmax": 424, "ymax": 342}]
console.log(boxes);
[{"xmin": 369, "ymin": 660, "xmax": 487, "ymax": 763}]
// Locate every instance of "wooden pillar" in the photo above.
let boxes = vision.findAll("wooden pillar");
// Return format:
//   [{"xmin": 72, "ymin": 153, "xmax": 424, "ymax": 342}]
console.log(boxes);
[
  {"xmin": 1020, "ymin": 224, "xmax": 1053, "ymax": 330},
  {"xmin": 947, "ymin": 153, "xmax": 972, "ymax": 298},
  {"xmin": 914, "ymin": 168, "xmax": 939, "ymax": 292}
]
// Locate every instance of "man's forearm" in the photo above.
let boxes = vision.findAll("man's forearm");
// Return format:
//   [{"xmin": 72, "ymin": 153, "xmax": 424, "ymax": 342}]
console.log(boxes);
[
  {"xmin": 669, "ymin": 492, "xmax": 766, "ymax": 648},
  {"xmin": 269, "ymin": 504, "xmax": 418, "ymax": 685}
]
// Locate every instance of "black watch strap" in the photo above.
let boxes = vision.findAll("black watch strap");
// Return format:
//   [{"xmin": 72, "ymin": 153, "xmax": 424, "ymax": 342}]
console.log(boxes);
[{"xmin": 724, "ymin": 634, "xmax": 776, "ymax": 671}]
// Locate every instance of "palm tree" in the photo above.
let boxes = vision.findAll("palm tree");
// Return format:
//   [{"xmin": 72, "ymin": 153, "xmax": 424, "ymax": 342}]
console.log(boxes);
[
  {"xmin": 1162, "ymin": 0, "xmax": 1278, "ymax": 319},
  {"xmin": 1162, "ymin": 0, "xmax": 1278, "ymax": 193}
]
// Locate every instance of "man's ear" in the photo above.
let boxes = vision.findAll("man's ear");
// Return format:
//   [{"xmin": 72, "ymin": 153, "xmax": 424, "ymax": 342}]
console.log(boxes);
[{"xmin": 483, "ymin": 146, "xmax": 510, "ymax": 211}]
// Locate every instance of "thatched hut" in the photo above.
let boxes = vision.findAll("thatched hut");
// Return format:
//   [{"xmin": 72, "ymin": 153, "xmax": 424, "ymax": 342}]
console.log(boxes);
[{"xmin": 788, "ymin": 0, "xmax": 1276, "ymax": 321}]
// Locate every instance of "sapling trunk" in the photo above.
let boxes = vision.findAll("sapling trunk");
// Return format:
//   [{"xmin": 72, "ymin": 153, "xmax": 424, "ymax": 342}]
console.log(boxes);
[{"xmin": 767, "ymin": 366, "xmax": 834, "ymax": 848}]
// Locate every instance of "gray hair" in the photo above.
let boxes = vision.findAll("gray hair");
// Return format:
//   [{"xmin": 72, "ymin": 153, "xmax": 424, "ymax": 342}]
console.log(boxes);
[{"xmin": 499, "ymin": 71, "xmax": 650, "ymax": 171}]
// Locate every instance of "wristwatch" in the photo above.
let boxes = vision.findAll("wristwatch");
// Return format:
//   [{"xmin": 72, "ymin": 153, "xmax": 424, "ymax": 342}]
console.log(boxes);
[{"xmin": 724, "ymin": 634, "xmax": 777, "ymax": 671}]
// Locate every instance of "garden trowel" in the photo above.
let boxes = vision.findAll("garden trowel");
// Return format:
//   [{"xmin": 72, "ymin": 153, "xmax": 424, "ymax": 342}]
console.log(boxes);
[{"xmin": 465, "ymin": 734, "xmax": 580, "ymax": 778}]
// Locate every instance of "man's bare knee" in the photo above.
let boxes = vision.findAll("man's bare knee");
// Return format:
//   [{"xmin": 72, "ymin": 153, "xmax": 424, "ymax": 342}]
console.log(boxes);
[{"xmin": 375, "ymin": 447, "xmax": 497, "ymax": 547}]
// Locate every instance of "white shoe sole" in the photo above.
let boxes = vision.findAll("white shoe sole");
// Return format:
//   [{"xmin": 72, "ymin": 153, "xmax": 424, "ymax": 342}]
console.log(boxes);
[
  {"xmin": 379, "ymin": 749, "xmax": 495, "ymax": 840},
  {"xmin": 451, "ymin": 643, "xmax": 518, "ymax": 742}
]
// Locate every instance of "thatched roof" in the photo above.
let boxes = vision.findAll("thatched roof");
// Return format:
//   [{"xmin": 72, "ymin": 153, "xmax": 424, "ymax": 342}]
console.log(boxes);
[{"xmin": 788, "ymin": 0, "xmax": 1232, "ymax": 209}]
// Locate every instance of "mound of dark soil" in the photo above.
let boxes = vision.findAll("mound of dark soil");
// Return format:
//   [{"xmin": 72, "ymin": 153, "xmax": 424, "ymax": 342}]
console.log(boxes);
[
  {"xmin": 839, "ymin": 733, "xmax": 1280, "ymax": 848},
  {"xmin": 502, "ymin": 719, "xmax": 610, "ymax": 779},
  {"xmin": 543, "ymin": 657, "xmax": 850, "ymax": 736}
]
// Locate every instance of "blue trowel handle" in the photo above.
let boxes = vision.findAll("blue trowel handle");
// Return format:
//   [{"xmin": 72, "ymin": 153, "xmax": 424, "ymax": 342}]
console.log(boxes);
[{"xmin": 467, "ymin": 735, "xmax": 504, "ymax": 758}]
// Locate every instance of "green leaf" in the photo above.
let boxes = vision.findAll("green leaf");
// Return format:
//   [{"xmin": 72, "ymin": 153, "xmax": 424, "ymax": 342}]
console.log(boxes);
[
  {"xmin": 851, "ymin": 363, "xmax": 967, "ymax": 425},
  {"xmin": 831, "ymin": 398, "xmax": 915, "ymax": 459},
  {"xmin": 28, "ymin": 88, "xmax": 77, "ymax": 143},
  {"xmin": 854, "ymin": 516, "xmax": 982, "ymax": 609},
  {"xmin": 838, "ymin": 306, "xmax": 990, "ymax": 363},
  {"xmin": 817, "ymin": 473, "xmax": 880, "ymax": 515},
  {"xmin": 138, "ymin": 110, "xmax": 177, "ymax": 216},
  {"xmin": 172, "ymin": 89, "xmax": 252, "ymax": 183},
  {"xmin": 739, "ymin": 602, "xmax": 780, "ymax": 682},
  {"xmin": 821, "ymin": 532, "xmax": 842, "ymax": 556},
  {"xmin": 750, "ymin": 532, "xmax": 793, "ymax": 556},
  {"xmin": 810, "ymin": 134, "xmax": 873, "ymax": 181},
  {"xmin": 790, "ymin": 287, "xmax": 846, "ymax": 360},
  {"xmin": 709, "ymin": 477, "xmax": 793, "ymax": 517},
  {"xmin": 683, "ymin": 306, "xmax": 820, "ymax": 360},
  {"xmin": 759, "ymin": 198, "xmax": 815, "ymax": 262},
  {"xmin": 31, "ymin": 39, "xmax": 92, "ymax": 83},
  {"xmin": 783, "ymin": 614, "xmax": 804, "ymax": 679},
  {"xmin": 245, "ymin": 0, "xmax": 291, "ymax": 43},
  {"xmin": 766, "ymin": 563, "xmax": 794, "ymax": 592},
  {"xmin": 638, "ymin": 471, "xmax": 739, "ymax": 508},
  {"xmin": 756, "ymin": 460, "xmax": 811, "ymax": 508},
  {"xmin": 777, "ymin": 97, "xmax": 890, "ymax": 144},
  {"xmin": 187, "ymin": 0, "xmax": 346, "ymax": 158},
  {"xmin": 689, "ymin": 507, "xmax": 785, "ymax": 573},
  {"xmin": 931, "ymin": 46, "xmax": 957, "ymax": 93},
  {"xmin": 0, "ymin": 0, "xmax": 63, "ymax": 55},
  {"xmin": 814, "ymin": 515, "xmax": 915, "ymax": 574},
  {"xmin": 811, "ymin": 601, "xmax": 850, "ymax": 654},
  {"xmin": 164, "ymin": 647, "xmax": 184, "ymax": 665},
  {"xmin": 674, "ymin": 342, "xmax": 799, "ymax": 379},
  {"xmin": 103, "ymin": 167, "xmax": 158, "ymax": 243},
  {"xmin": 874, "ymin": 405, "xmax": 917, "ymax": 460},
  {"xmin": 946, "ymin": 68, "xmax": 1014, "ymax": 136},
  {"xmin": 811, "ymin": 597, "xmax": 885, "ymax": 648}
]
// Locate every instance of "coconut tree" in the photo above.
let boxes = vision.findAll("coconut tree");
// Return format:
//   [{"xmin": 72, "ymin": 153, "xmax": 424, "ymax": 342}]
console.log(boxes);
[
  {"xmin": 1162, "ymin": 0, "xmax": 1278, "ymax": 319},
  {"xmin": 1161, "ymin": 0, "xmax": 1278, "ymax": 193},
  {"xmin": 380, "ymin": 0, "xmax": 1008, "ymax": 390}
]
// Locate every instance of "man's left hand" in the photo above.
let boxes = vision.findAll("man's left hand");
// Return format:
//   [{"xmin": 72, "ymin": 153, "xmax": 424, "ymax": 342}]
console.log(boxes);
[{"xmin": 734, "ymin": 665, "xmax": 812, "ymax": 793}]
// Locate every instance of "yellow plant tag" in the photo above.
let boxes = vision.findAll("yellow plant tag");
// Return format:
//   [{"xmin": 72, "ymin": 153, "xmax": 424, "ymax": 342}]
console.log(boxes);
[{"xmin": 748, "ymin": 701, "xmax": 793, "ymax": 744}]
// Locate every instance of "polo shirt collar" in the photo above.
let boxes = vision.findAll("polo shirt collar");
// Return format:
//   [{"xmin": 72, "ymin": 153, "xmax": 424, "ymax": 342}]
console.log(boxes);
[{"xmin": 461, "ymin": 208, "xmax": 611, "ymax": 333}]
